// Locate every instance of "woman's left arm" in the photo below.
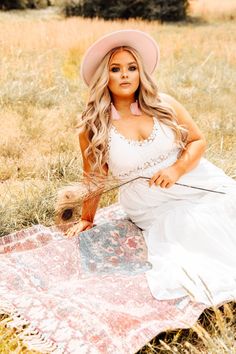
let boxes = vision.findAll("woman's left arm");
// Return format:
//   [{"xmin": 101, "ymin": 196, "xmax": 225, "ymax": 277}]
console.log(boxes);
[{"xmin": 149, "ymin": 93, "xmax": 207, "ymax": 188}]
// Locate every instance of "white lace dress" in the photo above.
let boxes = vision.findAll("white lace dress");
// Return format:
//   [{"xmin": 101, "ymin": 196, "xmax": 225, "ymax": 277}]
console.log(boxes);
[{"xmin": 108, "ymin": 117, "xmax": 236, "ymax": 306}]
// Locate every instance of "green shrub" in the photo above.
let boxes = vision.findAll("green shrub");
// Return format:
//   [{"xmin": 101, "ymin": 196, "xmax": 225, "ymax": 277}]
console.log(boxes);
[
  {"xmin": 0, "ymin": 0, "xmax": 51, "ymax": 10},
  {"xmin": 0, "ymin": 0, "xmax": 25, "ymax": 9},
  {"xmin": 63, "ymin": 0, "xmax": 190, "ymax": 22}
]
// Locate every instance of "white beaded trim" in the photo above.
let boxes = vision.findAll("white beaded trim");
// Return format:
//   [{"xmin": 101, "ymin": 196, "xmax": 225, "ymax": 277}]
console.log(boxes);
[
  {"xmin": 117, "ymin": 148, "xmax": 180, "ymax": 178},
  {"xmin": 109, "ymin": 117, "xmax": 159, "ymax": 147}
]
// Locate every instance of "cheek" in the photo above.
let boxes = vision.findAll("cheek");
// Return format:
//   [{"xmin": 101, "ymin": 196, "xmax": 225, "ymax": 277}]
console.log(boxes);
[
  {"xmin": 132, "ymin": 71, "xmax": 140, "ymax": 87},
  {"xmin": 108, "ymin": 73, "xmax": 116, "ymax": 84},
  {"xmin": 108, "ymin": 75, "xmax": 119, "ymax": 93},
  {"xmin": 130, "ymin": 68, "xmax": 139, "ymax": 78}
]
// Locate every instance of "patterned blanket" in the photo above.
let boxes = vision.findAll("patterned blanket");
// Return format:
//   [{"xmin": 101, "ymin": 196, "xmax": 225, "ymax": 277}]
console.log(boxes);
[{"xmin": 0, "ymin": 203, "xmax": 207, "ymax": 353}]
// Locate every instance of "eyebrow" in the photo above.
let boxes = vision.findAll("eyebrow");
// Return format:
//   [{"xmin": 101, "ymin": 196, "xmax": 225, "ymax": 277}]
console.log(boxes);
[{"xmin": 110, "ymin": 61, "xmax": 137, "ymax": 66}]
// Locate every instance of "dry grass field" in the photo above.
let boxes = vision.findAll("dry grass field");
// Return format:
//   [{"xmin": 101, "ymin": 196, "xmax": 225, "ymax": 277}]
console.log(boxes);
[{"xmin": 0, "ymin": 0, "xmax": 236, "ymax": 352}]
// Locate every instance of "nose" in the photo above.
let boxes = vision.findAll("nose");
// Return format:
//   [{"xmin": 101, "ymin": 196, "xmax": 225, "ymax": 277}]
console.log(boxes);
[{"xmin": 121, "ymin": 69, "xmax": 128, "ymax": 78}]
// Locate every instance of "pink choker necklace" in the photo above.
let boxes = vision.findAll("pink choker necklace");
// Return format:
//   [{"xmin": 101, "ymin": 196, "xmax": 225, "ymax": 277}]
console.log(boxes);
[{"xmin": 111, "ymin": 101, "xmax": 142, "ymax": 120}]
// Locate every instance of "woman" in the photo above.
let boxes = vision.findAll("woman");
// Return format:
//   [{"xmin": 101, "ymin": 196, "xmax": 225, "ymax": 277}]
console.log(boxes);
[{"xmin": 68, "ymin": 29, "xmax": 236, "ymax": 305}]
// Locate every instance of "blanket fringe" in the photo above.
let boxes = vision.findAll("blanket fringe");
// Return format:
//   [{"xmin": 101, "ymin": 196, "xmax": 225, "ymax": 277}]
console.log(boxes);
[{"xmin": 0, "ymin": 299, "xmax": 63, "ymax": 353}]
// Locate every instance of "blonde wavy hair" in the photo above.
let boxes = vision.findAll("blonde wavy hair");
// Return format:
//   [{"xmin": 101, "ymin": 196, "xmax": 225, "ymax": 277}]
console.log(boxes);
[{"xmin": 78, "ymin": 46, "xmax": 188, "ymax": 173}]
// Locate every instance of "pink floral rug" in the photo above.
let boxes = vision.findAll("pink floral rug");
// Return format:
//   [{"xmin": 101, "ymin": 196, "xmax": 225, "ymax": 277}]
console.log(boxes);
[{"xmin": 0, "ymin": 203, "xmax": 208, "ymax": 353}]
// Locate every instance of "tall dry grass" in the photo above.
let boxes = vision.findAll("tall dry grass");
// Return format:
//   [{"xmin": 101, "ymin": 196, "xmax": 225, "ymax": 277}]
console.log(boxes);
[
  {"xmin": 0, "ymin": 8, "xmax": 235, "ymax": 234},
  {"xmin": 0, "ymin": 2, "xmax": 236, "ymax": 353},
  {"xmin": 190, "ymin": 0, "xmax": 236, "ymax": 21}
]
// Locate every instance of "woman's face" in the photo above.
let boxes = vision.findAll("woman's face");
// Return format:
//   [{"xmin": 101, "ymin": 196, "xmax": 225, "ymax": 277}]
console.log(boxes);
[{"xmin": 108, "ymin": 49, "xmax": 140, "ymax": 99}]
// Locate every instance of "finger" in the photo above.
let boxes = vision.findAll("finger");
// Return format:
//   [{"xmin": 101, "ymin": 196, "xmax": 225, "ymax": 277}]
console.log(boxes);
[
  {"xmin": 65, "ymin": 231, "xmax": 73, "ymax": 239},
  {"xmin": 160, "ymin": 180, "xmax": 168, "ymax": 188},
  {"xmin": 85, "ymin": 225, "xmax": 93, "ymax": 230},
  {"xmin": 71, "ymin": 227, "xmax": 82, "ymax": 236},
  {"xmin": 149, "ymin": 173, "xmax": 161, "ymax": 187},
  {"xmin": 165, "ymin": 182, "xmax": 174, "ymax": 189},
  {"xmin": 68, "ymin": 230, "xmax": 79, "ymax": 238},
  {"xmin": 154, "ymin": 176, "xmax": 165, "ymax": 186},
  {"xmin": 65, "ymin": 225, "xmax": 80, "ymax": 238},
  {"xmin": 65, "ymin": 229, "xmax": 75, "ymax": 238},
  {"xmin": 65, "ymin": 222, "xmax": 100, "ymax": 237},
  {"xmin": 65, "ymin": 228, "xmax": 72, "ymax": 237},
  {"xmin": 66, "ymin": 225, "xmax": 77, "ymax": 234},
  {"xmin": 84, "ymin": 225, "xmax": 92, "ymax": 231}
]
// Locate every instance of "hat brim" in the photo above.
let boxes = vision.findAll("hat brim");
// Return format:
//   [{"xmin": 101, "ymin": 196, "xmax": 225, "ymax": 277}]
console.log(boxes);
[{"xmin": 81, "ymin": 29, "xmax": 160, "ymax": 86}]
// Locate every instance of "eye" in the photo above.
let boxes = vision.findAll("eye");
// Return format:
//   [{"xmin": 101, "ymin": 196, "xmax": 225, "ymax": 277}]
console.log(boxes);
[
  {"xmin": 129, "ymin": 66, "xmax": 137, "ymax": 71},
  {"xmin": 111, "ymin": 67, "xmax": 119, "ymax": 73}
]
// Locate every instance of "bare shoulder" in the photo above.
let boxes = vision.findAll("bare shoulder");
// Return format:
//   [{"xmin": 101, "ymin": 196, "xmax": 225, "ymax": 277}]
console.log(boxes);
[
  {"xmin": 159, "ymin": 92, "xmax": 186, "ymax": 115},
  {"xmin": 158, "ymin": 92, "xmax": 206, "ymax": 141},
  {"xmin": 159, "ymin": 92, "xmax": 193, "ymax": 123},
  {"xmin": 159, "ymin": 92, "xmax": 174, "ymax": 104}
]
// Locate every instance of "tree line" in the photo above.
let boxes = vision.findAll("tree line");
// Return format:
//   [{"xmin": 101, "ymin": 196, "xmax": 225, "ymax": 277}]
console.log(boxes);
[{"xmin": 0, "ymin": 0, "xmax": 190, "ymax": 22}]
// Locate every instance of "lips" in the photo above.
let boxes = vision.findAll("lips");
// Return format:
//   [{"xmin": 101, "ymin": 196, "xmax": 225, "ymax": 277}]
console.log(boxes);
[{"xmin": 120, "ymin": 82, "xmax": 131, "ymax": 87}]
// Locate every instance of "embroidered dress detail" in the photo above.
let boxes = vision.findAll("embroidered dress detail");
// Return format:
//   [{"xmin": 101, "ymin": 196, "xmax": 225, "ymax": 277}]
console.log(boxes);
[
  {"xmin": 117, "ymin": 147, "xmax": 179, "ymax": 179},
  {"xmin": 108, "ymin": 116, "xmax": 181, "ymax": 179},
  {"xmin": 110, "ymin": 117, "xmax": 159, "ymax": 147}
]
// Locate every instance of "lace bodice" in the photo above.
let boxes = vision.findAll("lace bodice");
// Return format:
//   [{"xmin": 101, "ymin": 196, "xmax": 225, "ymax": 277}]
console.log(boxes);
[{"xmin": 108, "ymin": 117, "xmax": 181, "ymax": 179}]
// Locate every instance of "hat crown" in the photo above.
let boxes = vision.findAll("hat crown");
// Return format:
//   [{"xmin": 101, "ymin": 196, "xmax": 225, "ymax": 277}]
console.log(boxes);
[{"xmin": 81, "ymin": 29, "xmax": 160, "ymax": 86}]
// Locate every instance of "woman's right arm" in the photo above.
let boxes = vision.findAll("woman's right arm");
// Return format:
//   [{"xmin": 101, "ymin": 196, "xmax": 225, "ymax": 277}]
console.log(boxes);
[{"xmin": 65, "ymin": 130, "xmax": 108, "ymax": 237}]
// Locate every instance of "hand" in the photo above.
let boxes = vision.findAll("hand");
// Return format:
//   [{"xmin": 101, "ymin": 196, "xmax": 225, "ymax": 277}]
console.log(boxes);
[
  {"xmin": 65, "ymin": 219, "xmax": 94, "ymax": 239},
  {"xmin": 149, "ymin": 165, "xmax": 182, "ymax": 189}
]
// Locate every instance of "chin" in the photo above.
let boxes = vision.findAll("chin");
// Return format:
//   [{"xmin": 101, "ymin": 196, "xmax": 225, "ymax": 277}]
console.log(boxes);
[{"xmin": 117, "ymin": 89, "xmax": 137, "ymax": 96}]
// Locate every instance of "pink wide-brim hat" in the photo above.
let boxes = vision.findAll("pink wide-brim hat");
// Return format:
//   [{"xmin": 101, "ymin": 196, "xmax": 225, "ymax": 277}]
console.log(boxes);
[{"xmin": 80, "ymin": 29, "xmax": 160, "ymax": 86}]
